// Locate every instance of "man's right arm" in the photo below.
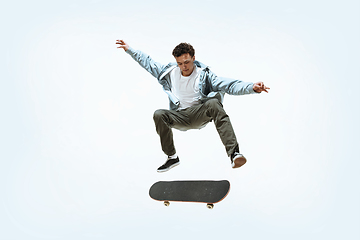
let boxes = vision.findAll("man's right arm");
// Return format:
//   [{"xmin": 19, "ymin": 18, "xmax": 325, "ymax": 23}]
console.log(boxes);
[{"xmin": 116, "ymin": 39, "xmax": 165, "ymax": 79}]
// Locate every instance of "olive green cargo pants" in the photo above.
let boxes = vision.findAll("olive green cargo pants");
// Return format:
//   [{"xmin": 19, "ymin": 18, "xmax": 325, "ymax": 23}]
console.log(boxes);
[{"xmin": 153, "ymin": 99, "xmax": 239, "ymax": 157}]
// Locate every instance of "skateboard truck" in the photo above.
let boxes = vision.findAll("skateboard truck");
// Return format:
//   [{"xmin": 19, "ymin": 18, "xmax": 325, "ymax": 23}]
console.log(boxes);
[{"xmin": 163, "ymin": 201, "xmax": 214, "ymax": 209}]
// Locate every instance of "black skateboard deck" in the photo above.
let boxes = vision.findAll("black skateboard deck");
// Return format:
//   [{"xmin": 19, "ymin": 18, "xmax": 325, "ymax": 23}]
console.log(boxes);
[{"xmin": 149, "ymin": 180, "xmax": 230, "ymax": 209}]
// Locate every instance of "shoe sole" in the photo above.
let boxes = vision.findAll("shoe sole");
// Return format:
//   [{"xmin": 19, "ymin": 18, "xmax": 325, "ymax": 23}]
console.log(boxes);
[
  {"xmin": 232, "ymin": 155, "xmax": 247, "ymax": 168},
  {"xmin": 157, "ymin": 162, "xmax": 180, "ymax": 173}
]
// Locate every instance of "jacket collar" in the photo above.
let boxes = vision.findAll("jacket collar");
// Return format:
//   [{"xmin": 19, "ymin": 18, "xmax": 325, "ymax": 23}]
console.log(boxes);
[{"xmin": 158, "ymin": 61, "xmax": 209, "ymax": 80}]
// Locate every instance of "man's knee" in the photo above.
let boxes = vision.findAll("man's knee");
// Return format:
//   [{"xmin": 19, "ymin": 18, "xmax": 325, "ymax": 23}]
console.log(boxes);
[
  {"xmin": 204, "ymin": 98, "xmax": 222, "ymax": 110},
  {"xmin": 153, "ymin": 109, "xmax": 167, "ymax": 121}
]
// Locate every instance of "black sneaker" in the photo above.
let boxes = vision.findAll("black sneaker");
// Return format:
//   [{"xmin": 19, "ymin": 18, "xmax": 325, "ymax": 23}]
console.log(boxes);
[
  {"xmin": 157, "ymin": 157, "xmax": 180, "ymax": 173},
  {"xmin": 231, "ymin": 152, "xmax": 247, "ymax": 168}
]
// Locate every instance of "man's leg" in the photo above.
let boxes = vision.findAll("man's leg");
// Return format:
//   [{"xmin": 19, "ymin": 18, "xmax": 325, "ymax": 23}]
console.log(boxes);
[
  {"xmin": 185, "ymin": 99, "xmax": 246, "ymax": 168},
  {"xmin": 153, "ymin": 109, "xmax": 194, "ymax": 172},
  {"xmin": 153, "ymin": 109, "xmax": 191, "ymax": 156},
  {"xmin": 187, "ymin": 99, "xmax": 239, "ymax": 156}
]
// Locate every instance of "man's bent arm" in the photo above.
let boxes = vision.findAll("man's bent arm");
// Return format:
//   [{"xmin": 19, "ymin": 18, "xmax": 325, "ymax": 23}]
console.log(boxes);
[{"xmin": 125, "ymin": 47, "xmax": 166, "ymax": 79}]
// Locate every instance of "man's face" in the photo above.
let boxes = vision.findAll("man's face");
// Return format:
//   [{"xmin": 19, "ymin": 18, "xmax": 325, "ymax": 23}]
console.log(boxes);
[{"xmin": 175, "ymin": 53, "xmax": 195, "ymax": 77}]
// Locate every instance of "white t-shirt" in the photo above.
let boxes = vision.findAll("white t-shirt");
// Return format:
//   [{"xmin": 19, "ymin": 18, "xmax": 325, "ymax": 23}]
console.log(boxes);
[{"xmin": 170, "ymin": 65, "xmax": 203, "ymax": 110}]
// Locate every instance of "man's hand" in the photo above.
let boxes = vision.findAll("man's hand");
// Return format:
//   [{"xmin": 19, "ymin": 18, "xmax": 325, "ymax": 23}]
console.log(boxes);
[
  {"xmin": 116, "ymin": 39, "xmax": 129, "ymax": 51},
  {"xmin": 253, "ymin": 82, "xmax": 270, "ymax": 93}
]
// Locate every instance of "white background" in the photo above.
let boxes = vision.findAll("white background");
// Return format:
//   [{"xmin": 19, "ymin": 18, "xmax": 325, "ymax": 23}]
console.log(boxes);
[{"xmin": 1, "ymin": 0, "xmax": 359, "ymax": 239}]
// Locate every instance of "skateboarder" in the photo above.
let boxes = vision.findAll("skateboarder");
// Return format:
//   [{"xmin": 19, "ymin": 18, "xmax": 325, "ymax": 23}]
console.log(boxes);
[{"xmin": 116, "ymin": 40, "xmax": 270, "ymax": 173}]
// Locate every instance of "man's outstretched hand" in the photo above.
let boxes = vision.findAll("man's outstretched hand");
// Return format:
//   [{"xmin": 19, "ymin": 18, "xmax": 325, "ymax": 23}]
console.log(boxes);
[
  {"xmin": 116, "ymin": 40, "xmax": 129, "ymax": 51},
  {"xmin": 253, "ymin": 82, "xmax": 270, "ymax": 93}
]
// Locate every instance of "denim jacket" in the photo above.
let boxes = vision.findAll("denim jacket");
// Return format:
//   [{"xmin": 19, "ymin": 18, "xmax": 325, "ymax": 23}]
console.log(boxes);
[{"xmin": 126, "ymin": 47, "xmax": 257, "ymax": 110}]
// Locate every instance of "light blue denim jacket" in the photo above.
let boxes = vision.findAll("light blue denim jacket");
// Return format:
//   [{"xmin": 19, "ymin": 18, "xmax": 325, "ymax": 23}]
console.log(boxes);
[{"xmin": 126, "ymin": 47, "xmax": 258, "ymax": 110}]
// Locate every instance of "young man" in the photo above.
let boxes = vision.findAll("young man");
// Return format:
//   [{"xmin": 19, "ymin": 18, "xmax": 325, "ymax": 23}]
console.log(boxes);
[{"xmin": 116, "ymin": 40, "xmax": 270, "ymax": 173}]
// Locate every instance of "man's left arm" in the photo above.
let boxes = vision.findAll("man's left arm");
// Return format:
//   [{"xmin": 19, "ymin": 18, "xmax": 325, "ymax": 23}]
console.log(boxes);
[{"xmin": 209, "ymin": 71, "xmax": 270, "ymax": 95}]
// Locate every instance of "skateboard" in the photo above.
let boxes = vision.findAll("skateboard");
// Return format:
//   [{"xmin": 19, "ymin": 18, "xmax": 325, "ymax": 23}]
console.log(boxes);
[{"xmin": 149, "ymin": 180, "xmax": 230, "ymax": 209}]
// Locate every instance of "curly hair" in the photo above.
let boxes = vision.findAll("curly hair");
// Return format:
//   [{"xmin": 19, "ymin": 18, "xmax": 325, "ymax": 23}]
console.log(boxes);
[{"xmin": 172, "ymin": 42, "xmax": 195, "ymax": 58}]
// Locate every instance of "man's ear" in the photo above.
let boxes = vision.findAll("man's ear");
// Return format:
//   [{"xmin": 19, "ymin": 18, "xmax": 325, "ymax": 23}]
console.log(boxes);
[{"xmin": 192, "ymin": 55, "xmax": 195, "ymax": 61}]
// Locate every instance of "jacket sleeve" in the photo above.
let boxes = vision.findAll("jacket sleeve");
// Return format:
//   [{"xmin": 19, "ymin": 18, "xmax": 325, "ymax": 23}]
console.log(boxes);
[
  {"xmin": 208, "ymin": 70, "xmax": 258, "ymax": 95},
  {"xmin": 125, "ymin": 47, "xmax": 166, "ymax": 79}
]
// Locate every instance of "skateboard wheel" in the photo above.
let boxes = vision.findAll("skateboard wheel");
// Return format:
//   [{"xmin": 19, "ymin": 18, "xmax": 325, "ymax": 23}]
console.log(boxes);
[
  {"xmin": 207, "ymin": 204, "xmax": 214, "ymax": 209},
  {"xmin": 164, "ymin": 201, "xmax": 170, "ymax": 207}
]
